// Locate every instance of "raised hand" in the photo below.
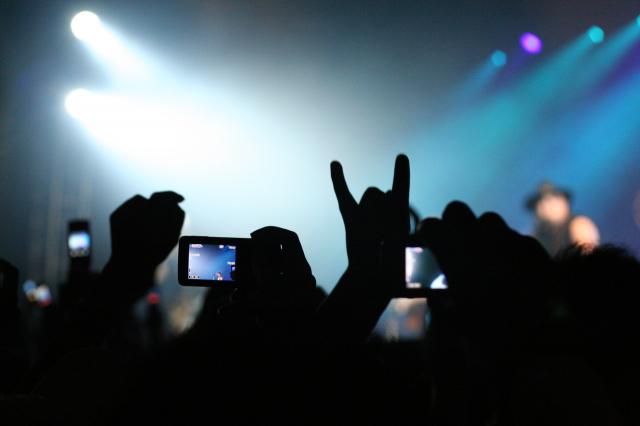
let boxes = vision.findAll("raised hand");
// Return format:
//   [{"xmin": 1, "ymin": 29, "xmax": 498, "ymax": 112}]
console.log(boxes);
[
  {"xmin": 248, "ymin": 226, "xmax": 317, "ymax": 337},
  {"xmin": 110, "ymin": 191, "xmax": 185, "ymax": 268},
  {"xmin": 330, "ymin": 154, "xmax": 410, "ymax": 281},
  {"xmin": 192, "ymin": 226, "xmax": 318, "ymax": 343},
  {"xmin": 417, "ymin": 202, "xmax": 554, "ymax": 425},
  {"xmin": 418, "ymin": 201, "xmax": 552, "ymax": 333},
  {"xmin": 101, "ymin": 191, "xmax": 185, "ymax": 306},
  {"xmin": 249, "ymin": 226, "xmax": 316, "ymax": 299},
  {"xmin": 316, "ymin": 155, "xmax": 410, "ymax": 342}
]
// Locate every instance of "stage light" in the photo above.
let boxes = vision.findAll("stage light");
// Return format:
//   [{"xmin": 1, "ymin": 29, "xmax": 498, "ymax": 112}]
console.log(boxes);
[
  {"xmin": 70, "ymin": 10, "xmax": 146, "ymax": 76},
  {"xmin": 490, "ymin": 50, "xmax": 507, "ymax": 67},
  {"xmin": 520, "ymin": 32, "xmax": 542, "ymax": 54},
  {"xmin": 65, "ymin": 88, "xmax": 94, "ymax": 120},
  {"xmin": 637, "ymin": 15, "xmax": 640, "ymax": 27},
  {"xmin": 588, "ymin": 26, "xmax": 605, "ymax": 43},
  {"xmin": 70, "ymin": 11, "xmax": 102, "ymax": 42},
  {"xmin": 451, "ymin": 50, "xmax": 508, "ymax": 107}
]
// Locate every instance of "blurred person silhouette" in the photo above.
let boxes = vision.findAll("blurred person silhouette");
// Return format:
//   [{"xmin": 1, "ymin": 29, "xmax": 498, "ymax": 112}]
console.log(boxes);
[
  {"xmin": 6, "ymin": 192, "xmax": 187, "ymax": 424},
  {"xmin": 25, "ymin": 192, "xmax": 185, "ymax": 380},
  {"xmin": 418, "ymin": 201, "xmax": 556, "ymax": 424},
  {"xmin": 556, "ymin": 245, "xmax": 640, "ymax": 425},
  {"xmin": 6, "ymin": 152, "xmax": 638, "ymax": 426},
  {"xmin": 112, "ymin": 156, "xmax": 414, "ymax": 424},
  {"xmin": 116, "ymin": 225, "xmax": 322, "ymax": 424},
  {"xmin": 526, "ymin": 182, "xmax": 600, "ymax": 255},
  {"xmin": 42, "ymin": 221, "xmax": 100, "ymax": 376},
  {"xmin": 0, "ymin": 258, "xmax": 28, "ymax": 393},
  {"xmin": 144, "ymin": 289, "xmax": 165, "ymax": 350}
]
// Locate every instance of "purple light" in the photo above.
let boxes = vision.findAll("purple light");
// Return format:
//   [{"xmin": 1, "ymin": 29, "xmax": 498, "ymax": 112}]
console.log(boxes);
[{"xmin": 520, "ymin": 32, "xmax": 542, "ymax": 54}]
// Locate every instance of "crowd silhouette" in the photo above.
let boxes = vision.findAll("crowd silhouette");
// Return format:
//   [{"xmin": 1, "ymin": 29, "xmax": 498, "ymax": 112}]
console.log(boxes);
[{"xmin": 1, "ymin": 154, "xmax": 639, "ymax": 425}]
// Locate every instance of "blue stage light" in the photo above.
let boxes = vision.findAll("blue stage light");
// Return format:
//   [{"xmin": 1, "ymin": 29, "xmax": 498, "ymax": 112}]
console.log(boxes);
[
  {"xmin": 490, "ymin": 50, "xmax": 507, "ymax": 67},
  {"xmin": 588, "ymin": 26, "xmax": 605, "ymax": 43}
]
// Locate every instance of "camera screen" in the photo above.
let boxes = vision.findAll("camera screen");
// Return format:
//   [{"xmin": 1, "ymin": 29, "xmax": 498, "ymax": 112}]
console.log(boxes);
[
  {"xmin": 405, "ymin": 246, "xmax": 447, "ymax": 290},
  {"xmin": 68, "ymin": 231, "xmax": 91, "ymax": 258},
  {"xmin": 188, "ymin": 243, "xmax": 237, "ymax": 281}
]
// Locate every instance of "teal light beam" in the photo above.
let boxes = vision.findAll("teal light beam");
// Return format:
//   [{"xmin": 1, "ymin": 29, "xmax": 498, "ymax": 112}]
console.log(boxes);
[
  {"xmin": 565, "ymin": 20, "xmax": 640, "ymax": 102},
  {"xmin": 527, "ymin": 66, "xmax": 640, "ymax": 215},
  {"xmin": 449, "ymin": 51, "xmax": 507, "ymax": 108},
  {"xmin": 407, "ymin": 32, "xmax": 598, "ymax": 213}
]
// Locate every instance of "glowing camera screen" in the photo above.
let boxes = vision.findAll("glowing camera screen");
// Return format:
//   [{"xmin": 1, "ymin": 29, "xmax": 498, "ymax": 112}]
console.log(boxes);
[
  {"xmin": 188, "ymin": 243, "xmax": 237, "ymax": 281},
  {"xmin": 405, "ymin": 246, "xmax": 447, "ymax": 290}
]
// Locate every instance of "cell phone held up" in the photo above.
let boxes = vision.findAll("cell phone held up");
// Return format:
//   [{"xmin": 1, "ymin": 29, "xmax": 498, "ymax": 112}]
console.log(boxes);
[
  {"xmin": 68, "ymin": 220, "xmax": 91, "ymax": 259},
  {"xmin": 395, "ymin": 236, "xmax": 448, "ymax": 298},
  {"xmin": 178, "ymin": 236, "xmax": 250, "ymax": 287}
]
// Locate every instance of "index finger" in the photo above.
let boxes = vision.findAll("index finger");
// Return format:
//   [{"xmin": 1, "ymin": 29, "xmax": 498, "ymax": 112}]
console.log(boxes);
[
  {"xmin": 391, "ymin": 154, "xmax": 410, "ymax": 205},
  {"xmin": 330, "ymin": 161, "xmax": 357, "ymax": 219}
]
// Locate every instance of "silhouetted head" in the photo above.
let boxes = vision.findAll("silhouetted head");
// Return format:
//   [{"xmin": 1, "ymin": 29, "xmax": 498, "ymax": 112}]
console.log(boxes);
[
  {"xmin": 526, "ymin": 182, "xmax": 572, "ymax": 224},
  {"xmin": 557, "ymin": 245, "xmax": 640, "ymax": 352}
]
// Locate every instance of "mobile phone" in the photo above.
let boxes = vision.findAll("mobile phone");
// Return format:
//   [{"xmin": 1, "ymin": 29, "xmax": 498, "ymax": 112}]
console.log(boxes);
[
  {"xmin": 178, "ymin": 236, "xmax": 250, "ymax": 287},
  {"xmin": 401, "ymin": 245, "xmax": 448, "ymax": 297},
  {"xmin": 68, "ymin": 220, "xmax": 91, "ymax": 258}
]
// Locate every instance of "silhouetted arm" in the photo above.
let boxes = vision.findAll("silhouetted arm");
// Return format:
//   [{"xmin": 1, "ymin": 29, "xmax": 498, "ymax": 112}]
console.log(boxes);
[
  {"xmin": 68, "ymin": 192, "xmax": 185, "ymax": 347},
  {"xmin": 314, "ymin": 155, "xmax": 410, "ymax": 343},
  {"xmin": 0, "ymin": 258, "xmax": 28, "ymax": 392}
]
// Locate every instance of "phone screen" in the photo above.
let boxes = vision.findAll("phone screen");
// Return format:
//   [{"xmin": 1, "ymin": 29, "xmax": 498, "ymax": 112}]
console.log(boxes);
[
  {"xmin": 188, "ymin": 243, "xmax": 237, "ymax": 282},
  {"xmin": 68, "ymin": 231, "xmax": 91, "ymax": 258},
  {"xmin": 405, "ymin": 246, "xmax": 447, "ymax": 290}
]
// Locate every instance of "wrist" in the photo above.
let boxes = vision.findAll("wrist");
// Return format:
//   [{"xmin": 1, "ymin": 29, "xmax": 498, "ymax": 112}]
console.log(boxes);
[
  {"xmin": 107, "ymin": 252, "xmax": 158, "ymax": 272},
  {"xmin": 96, "ymin": 257, "xmax": 156, "ymax": 306}
]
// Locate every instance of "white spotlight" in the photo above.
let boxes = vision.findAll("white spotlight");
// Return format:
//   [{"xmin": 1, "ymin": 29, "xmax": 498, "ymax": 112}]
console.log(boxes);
[
  {"xmin": 65, "ymin": 89, "xmax": 93, "ymax": 119},
  {"xmin": 69, "ymin": 11, "xmax": 145, "ymax": 76},
  {"xmin": 70, "ymin": 11, "xmax": 102, "ymax": 42}
]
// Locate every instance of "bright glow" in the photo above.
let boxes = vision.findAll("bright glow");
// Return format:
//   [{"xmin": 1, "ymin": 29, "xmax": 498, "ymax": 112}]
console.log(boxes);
[
  {"xmin": 637, "ymin": 15, "xmax": 640, "ymax": 27},
  {"xmin": 65, "ymin": 89, "xmax": 95, "ymax": 119},
  {"xmin": 64, "ymin": 89, "xmax": 238, "ymax": 173},
  {"xmin": 70, "ymin": 11, "xmax": 102, "ymax": 42},
  {"xmin": 490, "ymin": 50, "xmax": 507, "ymax": 67},
  {"xmin": 588, "ymin": 26, "xmax": 605, "ymax": 43},
  {"xmin": 431, "ymin": 274, "xmax": 447, "ymax": 289},
  {"xmin": 70, "ymin": 11, "xmax": 145, "ymax": 76},
  {"xmin": 520, "ymin": 32, "xmax": 543, "ymax": 54}
]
